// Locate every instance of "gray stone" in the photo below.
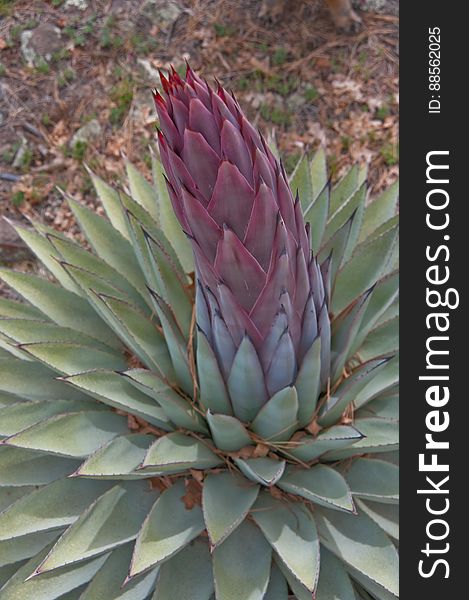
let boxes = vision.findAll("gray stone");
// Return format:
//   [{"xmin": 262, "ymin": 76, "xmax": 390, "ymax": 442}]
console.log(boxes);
[
  {"xmin": 142, "ymin": 0, "xmax": 183, "ymax": 29},
  {"xmin": 20, "ymin": 31, "xmax": 35, "ymax": 67},
  {"xmin": 137, "ymin": 58, "xmax": 160, "ymax": 83},
  {"xmin": 21, "ymin": 24, "xmax": 62, "ymax": 67},
  {"xmin": 288, "ymin": 91, "xmax": 307, "ymax": 111},
  {"xmin": 70, "ymin": 119, "xmax": 102, "ymax": 147},
  {"xmin": 354, "ymin": 0, "xmax": 398, "ymax": 15},
  {"xmin": 131, "ymin": 89, "xmax": 155, "ymax": 123},
  {"xmin": 65, "ymin": 0, "xmax": 89, "ymax": 10},
  {"xmin": 12, "ymin": 137, "xmax": 28, "ymax": 169}
]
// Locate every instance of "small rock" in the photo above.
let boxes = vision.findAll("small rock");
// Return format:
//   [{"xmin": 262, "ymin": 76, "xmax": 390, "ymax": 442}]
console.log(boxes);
[
  {"xmin": 288, "ymin": 91, "xmax": 306, "ymax": 111},
  {"xmin": 12, "ymin": 137, "xmax": 28, "ymax": 169},
  {"xmin": 142, "ymin": 0, "xmax": 183, "ymax": 29},
  {"xmin": 65, "ymin": 0, "xmax": 88, "ymax": 10},
  {"xmin": 70, "ymin": 119, "xmax": 102, "ymax": 147},
  {"xmin": 137, "ymin": 58, "xmax": 160, "ymax": 83},
  {"xmin": 355, "ymin": 0, "xmax": 398, "ymax": 15},
  {"xmin": 21, "ymin": 24, "xmax": 62, "ymax": 67},
  {"xmin": 109, "ymin": 0, "xmax": 127, "ymax": 14},
  {"xmin": 131, "ymin": 90, "xmax": 153, "ymax": 123},
  {"xmin": 20, "ymin": 31, "xmax": 35, "ymax": 67}
]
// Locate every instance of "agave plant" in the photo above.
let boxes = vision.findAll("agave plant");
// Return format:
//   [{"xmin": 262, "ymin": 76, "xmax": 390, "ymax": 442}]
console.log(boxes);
[{"xmin": 0, "ymin": 65, "xmax": 399, "ymax": 600}]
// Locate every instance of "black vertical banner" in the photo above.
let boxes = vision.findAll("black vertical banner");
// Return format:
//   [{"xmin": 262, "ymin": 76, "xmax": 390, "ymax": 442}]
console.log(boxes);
[{"xmin": 400, "ymin": 4, "xmax": 465, "ymax": 598}]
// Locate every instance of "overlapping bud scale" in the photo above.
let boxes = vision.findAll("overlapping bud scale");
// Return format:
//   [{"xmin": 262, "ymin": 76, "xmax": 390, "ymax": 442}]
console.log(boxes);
[{"xmin": 154, "ymin": 66, "xmax": 330, "ymax": 410}]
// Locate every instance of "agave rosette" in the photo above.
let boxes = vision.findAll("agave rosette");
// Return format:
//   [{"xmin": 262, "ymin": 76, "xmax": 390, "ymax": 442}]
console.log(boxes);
[{"xmin": 0, "ymin": 66, "xmax": 399, "ymax": 600}]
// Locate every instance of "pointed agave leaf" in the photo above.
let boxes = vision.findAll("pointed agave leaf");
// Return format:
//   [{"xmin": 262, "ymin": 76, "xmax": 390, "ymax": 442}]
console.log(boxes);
[
  {"xmin": 60, "ymin": 263, "xmax": 144, "ymax": 338},
  {"xmin": 140, "ymin": 432, "xmax": 222, "ymax": 472},
  {"xmin": 348, "ymin": 271, "xmax": 399, "ymax": 357},
  {"xmin": 202, "ymin": 471, "xmax": 259, "ymax": 547},
  {"xmin": 0, "ymin": 334, "xmax": 31, "ymax": 361},
  {"xmin": 197, "ymin": 330, "xmax": 232, "ymax": 415},
  {"xmin": 152, "ymin": 538, "xmax": 213, "ymax": 600},
  {"xmin": 0, "ymin": 270, "xmax": 120, "ymax": 349},
  {"xmin": 130, "ymin": 480, "xmax": 205, "ymax": 577},
  {"xmin": 234, "ymin": 458, "xmax": 285, "ymax": 487},
  {"xmin": 120, "ymin": 191, "xmax": 185, "ymax": 283},
  {"xmin": 252, "ymin": 387, "xmax": 298, "ymax": 442},
  {"xmin": 356, "ymin": 392, "xmax": 398, "ymax": 421},
  {"xmin": 304, "ymin": 184, "xmax": 329, "ymax": 255},
  {"xmin": 0, "ymin": 359, "xmax": 89, "ymax": 401},
  {"xmin": 206, "ymin": 411, "xmax": 252, "ymax": 452},
  {"xmin": 278, "ymin": 464, "xmax": 354, "ymax": 513},
  {"xmin": 89, "ymin": 171, "xmax": 130, "ymax": 239},
  {"xmin": 0, "ymin": 391, "xmax": 24, "ymax": 408},
  {"xmin": 13, "ymin": 225, "xmax": 81, "ymax": 294},
  {"xmin": 212, "ymin": 520, "xmax": 272, "ymax": 600},
  {"xmin": 152, "ymin": 151, "xmax": 194, "ymax": 273},
  {"xmin": 0, "ymin": 530, "xmax": 60, "ymax": 568},
  {"xmin": 97, "ymin": 296, "xmax": 175, "ymax": 379},
  {"xmin": 252, "ymin": 493, "xmax": 319, "ymax": 592},
  {"xmin": 0, "ymin": 447, "xmax": 80, "ymax": 486},
  {"xmin": 295, "ymin": 337, "xmax": 321, "ymax": 426},
  {"xmin": 330, "ymin": 288, "xmax": 374, "ymax": 381},
  {"xmin": 310, "ymin": 147, "xmax": 328, "ymax": 199},
  {"xmin": 144, "ymin": 231, "xmax": 193, "ymax": 337},
  {"xmin": 0, "ymin": 400, "xmax": 99, "ymax": 437},
  {"xmin": 353, "ymin": 355, "xmax": 399, "ymax": 409},
  {"xmin": 332, "ymin": 224, "xmax": 398, "ymax": 315},
  {"xmin": 0, "ymin": 478, "xmax": 113, "ymax": 540},
  {"xmin": 227, "ymin": 336, "xmax": 268, "ymax": 423},
  {"xmin": 2, "ymin": 411, "xmax": 129, "ymax": 458},
  {"xmin": 318, "ymin": 358, "xmax": 390, "ymax": 428},
  {"xmin": 0, "ymin": 545, "xmax": 108, "ymax": 600},
  {"xmin": 0, "ymin": 332, "xmax": 34, "ymax": 362},
  {"xmin": 0, "ymin": 486, "xmax": 37, "ymax": 513},
  {"xmin": 264, "ymin": 561, "xmax": 289, "ymax": 600},
  {"xmin": 19, "ymin": 341, "xmax": 127, "ymax": 375},
  {"xmin": 347, "ymin": 566, "xmax": 398, "ymax": 600},
  {"xmin": 317, "ymin": 214, "xmax": 354, "ymax": 288},
  {"xmin": 315, "ymin": 507, "xmax": 399, "ymax": 599},
  {"xmin": 36, "ymin": 482, "xmax": 158, "ymax": 573},
  {"xmin": 49, "ymin": 235, "xmax": 149, "ymax": 314},
  {"xmin": 0, "ymin": 345, "xmax": 17, "ymax": 359},
  {"xmin": 330, "ymin": 164, "xmax": 359, "ymax": 215},
  {"xmin": 355, "ymin": 499, "xmax": 399, "ymax": 541},
  {"xmin": 274, "ymin": 558, "xmax": 312, "ymax": 600},
  {"xmin": 287, "ymin": 425, "xmax": 363, "ymax": 462},
  {"xmin": 149, "ymin": 291, "xmax": 193, "ymax": 396},
  {"xmin": 0, "ymin": 318, "xmax": 116, "ymax": 354},
  {"xmin": 325, "ymin": 418, "xmax": 399, "ymax": 459},
  {"xmin": 359, "ymin": 180, "xmax": 399, "ymax": 243},
  {"xmin": 79, "ymin": 543, "xmax": 159, "ymax": 600},
  {"xmin": 0, "ymin": 297, "xmax": 43, "ymax": 320},
  {"xmin": 359, "ymin": 316, "xmax": 399, "ymax": 361},
  {"xmin": 126, "ymin": 161, "xmax": 159, "ymax": 222},
  {"xmin": 67, "ymin": 197, "xmax": 148, "ymax": 299},
  {"xmin": 123, "ymin": 209, "xmax": 167, "ymax": 298},
  {"xmin": 123, "ymin": 369, "xmax": 207, "ymax": 434},
  {"xmin": 63, "ymin": 370, "xmax": 173, "ymax": 430},
  {"xmin": 345, "ymin": 458, "xmax": 399, "ymax": 503},
  {"xmin": 0, "ymin": 563, "xmax": 28, "ymax": 591},
  {"xmin": 324, "ymin": 182, "xmax": 367, "ymax": 262},
  {"xmin": 74, "ymin": 434, "xmax": 154, "ymax": 479},
  {"xmin": 315, "ymin": 547, "xmax": 356, "ymax": 600},
  {"xmin": 289, "ymin": 154, "xmax": 313, "ymax": 212}
]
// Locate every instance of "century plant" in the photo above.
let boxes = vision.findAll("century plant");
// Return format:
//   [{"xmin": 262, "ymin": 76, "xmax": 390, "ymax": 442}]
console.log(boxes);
[{"xmin": 0, "ymin": 65, "xmax": 399, "ymax": 600}]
